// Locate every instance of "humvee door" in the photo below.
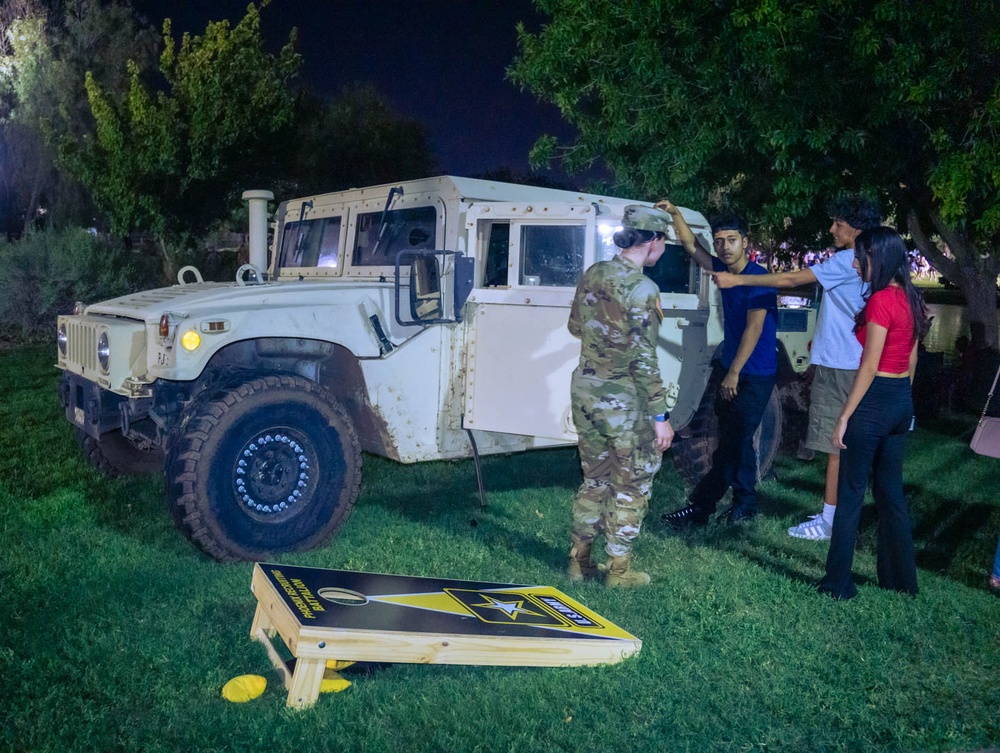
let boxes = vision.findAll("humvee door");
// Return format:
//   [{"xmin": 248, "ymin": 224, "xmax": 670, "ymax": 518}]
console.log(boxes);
[{"xmin": 461, "ymin": 202, "xmax": 713, "ymax": 442}]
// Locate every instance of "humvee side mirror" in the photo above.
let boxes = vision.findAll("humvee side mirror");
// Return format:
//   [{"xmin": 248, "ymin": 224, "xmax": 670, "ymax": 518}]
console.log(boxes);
[
  {"xmin": 394, "ymin": 250, "xmax": 475, "ymax": 326},
  {"xmin": 410, "ymin": 256, "xmax": 442, "ymax": 321}
]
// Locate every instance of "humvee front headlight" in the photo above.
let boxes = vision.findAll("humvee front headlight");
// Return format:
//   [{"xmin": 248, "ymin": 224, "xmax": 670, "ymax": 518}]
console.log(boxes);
[
  {"xmin": 181, "ymin": 330, "xmax": 201, "ymax": 351},
  {"xmin": 57, "ymin": 323, "xmax": 67, "ymax": 356},
  {"xmin": 97, "ymin": 331, "xmax": 110, "ymax": 372}
]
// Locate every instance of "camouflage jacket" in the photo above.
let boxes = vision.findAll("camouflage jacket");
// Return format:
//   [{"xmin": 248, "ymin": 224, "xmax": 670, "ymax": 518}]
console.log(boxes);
[{"xmin": 568, "ymin": 254, "xmax": 669, "ymax": 416}]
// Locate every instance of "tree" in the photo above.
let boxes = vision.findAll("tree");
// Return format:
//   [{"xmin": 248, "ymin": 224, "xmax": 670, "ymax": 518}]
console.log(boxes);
[
  {"xmin": 54, "ymin": 1, "xmax": 299, "ymax": 273},
  {"xmin": 510, "ymin": 0, "xmax": 1000, "ymax": 351},
  {"xmin": 0, "ymin": 0, "xmax": 158, "ymax": 235},
  {"xmin": 282, "ymin": 84, "xmax": 435, "ymax": 198}
]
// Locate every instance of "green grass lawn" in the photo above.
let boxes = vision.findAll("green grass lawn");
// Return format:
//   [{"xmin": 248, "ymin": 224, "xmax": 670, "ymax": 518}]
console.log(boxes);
[{"xmin": 1, "ymin": 345, "xmax": 998, "ymax": 753}]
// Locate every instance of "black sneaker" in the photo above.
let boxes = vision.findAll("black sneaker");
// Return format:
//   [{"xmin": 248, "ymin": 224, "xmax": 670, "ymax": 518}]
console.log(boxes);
[
  {"xmin": 661, "ymin": 504, "xmax": 710, "ymax": 529},
  {"xmin": 720, "ymin": 504, "xmax": 757, "ymax": 524}
]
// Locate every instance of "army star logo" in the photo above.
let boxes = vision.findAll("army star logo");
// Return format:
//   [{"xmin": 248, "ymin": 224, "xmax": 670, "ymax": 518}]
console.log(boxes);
[
  {"xmin": 471, "ymin": 594, "xmax": 545, "ymax": 621},
  {"xmin": 445, "ymin": 588, "xmax": 572, "ymax": 626}
]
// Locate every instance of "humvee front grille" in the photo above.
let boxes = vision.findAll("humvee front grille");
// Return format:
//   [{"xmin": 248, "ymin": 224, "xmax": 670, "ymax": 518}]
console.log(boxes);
[{"xmin": 67, "ymin": 320, "xmax": 99, "ymax": 373}]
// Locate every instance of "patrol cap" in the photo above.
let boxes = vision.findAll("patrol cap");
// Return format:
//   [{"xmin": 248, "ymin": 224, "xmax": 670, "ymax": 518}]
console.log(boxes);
[{"xmin": 622, "ymin": 205, "xmax": 673, "ymax": 233}]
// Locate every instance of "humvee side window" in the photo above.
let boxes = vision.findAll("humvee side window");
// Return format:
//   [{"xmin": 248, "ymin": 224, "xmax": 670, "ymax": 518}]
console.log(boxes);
[
  {"xmin": 483, "ymin": 222, "xmax": 510, "ymax": 287},
  {"xmin": 279, "ymin": 217, "xmax": 342, "ymax": 269},
  {"xmin": 644, "ymin": 243, "xmax": 692, "ymax": 294},
  {"xmin": 519, "ymin": 225, "xmax": 585, "ymax": 287},
  {"xmin": 597, "ymin": 227, "xmax": 694, "ymax": 294},
  {"xmin": 353, "ymin": 206, "xmax": 437, "ymax": 266}
]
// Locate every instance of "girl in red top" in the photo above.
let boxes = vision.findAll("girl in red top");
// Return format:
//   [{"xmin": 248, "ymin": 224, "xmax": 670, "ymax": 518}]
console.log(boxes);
[{"xmin": 819, "ymin": 227, "xmax": 930, "ymax": 600}]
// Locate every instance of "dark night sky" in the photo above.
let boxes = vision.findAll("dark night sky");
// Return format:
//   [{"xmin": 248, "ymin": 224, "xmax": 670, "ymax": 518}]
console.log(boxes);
[{"xmin": 130, "ymin": 0, "xmax": 578, "ymax": 179}]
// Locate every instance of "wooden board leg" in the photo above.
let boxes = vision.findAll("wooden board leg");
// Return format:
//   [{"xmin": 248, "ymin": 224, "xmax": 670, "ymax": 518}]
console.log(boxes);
[
  {"xmin": 250, "ymin": 603, "xmax": 276, "ymax": 640},
  {"xmin": 253, "ymin": 624, "xmax": 293, "ymax": 691},
  {"xmin": 286, "ymin": 657, "xmax": 326, "ymax": 710}
]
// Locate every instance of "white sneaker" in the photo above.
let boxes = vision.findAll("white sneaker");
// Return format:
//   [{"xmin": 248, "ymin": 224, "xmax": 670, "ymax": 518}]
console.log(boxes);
[{"xmin": 787, "ymin": 515, "xmax": 832, "ymax": 540}]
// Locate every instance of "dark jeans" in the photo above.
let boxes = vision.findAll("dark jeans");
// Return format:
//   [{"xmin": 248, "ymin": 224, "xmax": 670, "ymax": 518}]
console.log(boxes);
[
  {"xmin": 819, "ymin": 376, "xmax": 917, "ymax": 600},
  {"xmin": 690, "ymin": 366, "xmax": 776, "ymax": 514}
]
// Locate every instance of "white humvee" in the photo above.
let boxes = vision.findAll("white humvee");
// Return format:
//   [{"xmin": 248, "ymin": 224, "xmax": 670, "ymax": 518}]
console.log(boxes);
[{"xmin": 56, "ymin": 176, "xmax": 814, "ymax": 561}]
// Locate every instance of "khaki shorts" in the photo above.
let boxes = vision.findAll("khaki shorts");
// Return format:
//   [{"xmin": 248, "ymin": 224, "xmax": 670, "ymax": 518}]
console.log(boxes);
[{"xmin": 805, "ymin": 365, "xmax": 857, "ymax": 455}]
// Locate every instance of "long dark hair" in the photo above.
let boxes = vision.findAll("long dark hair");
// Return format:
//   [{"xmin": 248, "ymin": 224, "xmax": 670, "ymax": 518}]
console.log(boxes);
[{"xmin": 853, "ymin": 226, "xmax": 930, "ymax": 341}]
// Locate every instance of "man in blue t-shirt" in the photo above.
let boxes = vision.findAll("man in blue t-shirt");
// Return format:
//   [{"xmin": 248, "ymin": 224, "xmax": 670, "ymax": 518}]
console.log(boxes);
[{"xmin": 659, "ymin": 209, "xmax": 778, "ymax": 526}]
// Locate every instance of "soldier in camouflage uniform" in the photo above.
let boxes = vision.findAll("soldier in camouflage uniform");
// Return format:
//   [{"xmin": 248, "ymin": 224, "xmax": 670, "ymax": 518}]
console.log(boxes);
[{"xmin": 567, "ymin": 204, "xmax": 681, "ymax": 587}]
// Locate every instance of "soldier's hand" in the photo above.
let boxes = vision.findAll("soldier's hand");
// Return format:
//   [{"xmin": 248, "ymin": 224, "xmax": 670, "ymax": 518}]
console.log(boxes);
[
  {"xmin": 720, "ymin": 371, "xmax": 739, "ymax": 401},
  {"xmin": 712, "ymin": 271, "xmax": 739, "ymax": 289},
  {"xmin": 654, "ymin": 420, "xmax": 674, "ymax": 451}
]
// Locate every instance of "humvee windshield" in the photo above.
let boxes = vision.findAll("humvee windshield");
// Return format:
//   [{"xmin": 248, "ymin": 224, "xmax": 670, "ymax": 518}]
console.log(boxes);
[
  {"xmin": 353, "ymin": 206, "xmax": 437, "ymax": 266},
  {"xmin": 279, "ymin": 217, "xmax": 342, "ymax": 269}
]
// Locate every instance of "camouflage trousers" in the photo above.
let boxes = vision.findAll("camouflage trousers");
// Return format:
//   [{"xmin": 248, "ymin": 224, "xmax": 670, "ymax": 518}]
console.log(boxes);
[{"xmin": 570, "ymin": 371, "xmax": 662, "ymax": 558}]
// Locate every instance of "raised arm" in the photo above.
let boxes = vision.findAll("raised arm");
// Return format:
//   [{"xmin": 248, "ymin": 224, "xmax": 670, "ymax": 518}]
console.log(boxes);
[
  {"xmin": 655, "ymin": 200, "xmax": 714, "ymax": 272},
  {"xmin": 715, "ymin": 266, "xmax": 818, "ymax": 289}
]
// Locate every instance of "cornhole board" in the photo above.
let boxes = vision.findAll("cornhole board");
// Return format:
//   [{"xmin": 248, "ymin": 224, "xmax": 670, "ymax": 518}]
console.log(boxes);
[{"xmin": 250, "ymin": 562, "xmax": 642, "ymax": 708}]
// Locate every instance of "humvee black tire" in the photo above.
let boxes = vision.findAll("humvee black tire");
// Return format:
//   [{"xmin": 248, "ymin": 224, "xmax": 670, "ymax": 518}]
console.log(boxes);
[
  {"xmin": 671, "ymin": 372, "xmax": 783, "ymax": 489},
  {"xmin": 77, "ymin": 427, "xmax": 164, "ymax": 477},
  {"xmin": 165, "ymin": 374, "xmax": 362, "ymax": 562}
]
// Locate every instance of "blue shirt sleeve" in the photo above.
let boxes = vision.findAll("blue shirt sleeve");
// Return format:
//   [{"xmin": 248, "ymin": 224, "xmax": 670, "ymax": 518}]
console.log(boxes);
[
  {"xmin": 747, "ymin": 285, "xmax": 776, "ymax": 311},
  {"xmin": 812, "ymin": 249, "xmax": 859, "ymax": 290},
  {"xmin": 743, "ymin": 262, "xmax": 777, "ymax": 310}
]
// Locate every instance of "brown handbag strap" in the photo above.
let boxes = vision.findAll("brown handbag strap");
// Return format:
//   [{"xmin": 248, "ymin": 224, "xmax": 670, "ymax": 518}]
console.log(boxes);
[{"xmin": 979, "ymin": 362, "xmax": 1000, "ymax": 423}]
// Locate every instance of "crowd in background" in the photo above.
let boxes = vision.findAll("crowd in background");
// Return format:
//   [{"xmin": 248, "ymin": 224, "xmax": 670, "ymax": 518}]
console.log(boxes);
[{"xmin": 749, "ymin": 246, "xmax": 938, "ymax": 281}]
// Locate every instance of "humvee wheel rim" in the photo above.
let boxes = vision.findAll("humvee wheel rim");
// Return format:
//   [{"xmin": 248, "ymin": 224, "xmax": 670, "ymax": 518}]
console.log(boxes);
[{"xmin": 233, "ymin": 429, "xmax": 317, "ymax": 522}]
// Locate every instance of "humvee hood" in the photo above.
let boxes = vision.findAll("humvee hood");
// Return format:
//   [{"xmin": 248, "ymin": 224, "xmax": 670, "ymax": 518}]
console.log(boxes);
[
  {"xmin": 83, "ymin": 280, "xmax": 358, "ymax": 321},
  {"xmin": 85, "ymin": 282, "xmax": 239, "ymax": 319}
]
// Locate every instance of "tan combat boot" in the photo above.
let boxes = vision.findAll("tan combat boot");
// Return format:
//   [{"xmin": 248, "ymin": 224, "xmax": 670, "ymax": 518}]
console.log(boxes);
[
  {"xmin": 604, "ymin": 553, "xmax": 651, "ymax": 588},
  {"xmin": 566, "ymin": 536, "xmax": 598, "ymax": 581}
]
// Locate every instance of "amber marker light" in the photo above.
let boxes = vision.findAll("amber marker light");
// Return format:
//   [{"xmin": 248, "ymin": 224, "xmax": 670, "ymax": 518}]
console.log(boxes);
[
  {"xmin": 159, "ymin": 314, "xmax": 170, "ymax": 338},
  {"xmin": 181, "ymin": 330, "xmax": 201, "ymax": 351}
]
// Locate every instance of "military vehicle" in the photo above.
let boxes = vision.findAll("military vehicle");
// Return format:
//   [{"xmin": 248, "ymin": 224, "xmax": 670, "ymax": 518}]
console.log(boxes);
[{"xmin": 56, "ymin": 177, "xmax": 815, "ymax": 561}]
